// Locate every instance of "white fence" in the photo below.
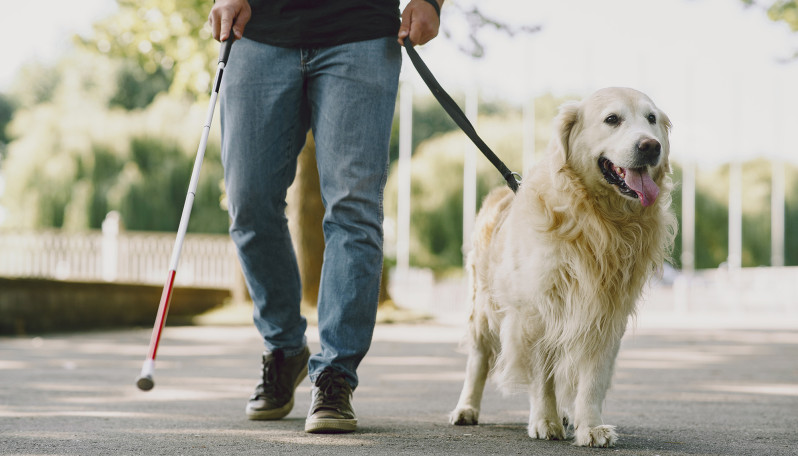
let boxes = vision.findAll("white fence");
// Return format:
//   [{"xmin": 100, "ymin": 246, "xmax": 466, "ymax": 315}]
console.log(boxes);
[
  {"xmin": 389, "ymin": 265, "xmax": 798, "ymax": 325},
  {"xmin": 0, "ymin": 225, "xmax": 238, "ymax": 289}
]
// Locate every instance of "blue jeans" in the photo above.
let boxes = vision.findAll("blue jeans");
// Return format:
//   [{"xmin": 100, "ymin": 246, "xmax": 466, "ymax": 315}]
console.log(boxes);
[{"xmin": 220, "ymin": 36, "xmax": 401, "ymax": 389}]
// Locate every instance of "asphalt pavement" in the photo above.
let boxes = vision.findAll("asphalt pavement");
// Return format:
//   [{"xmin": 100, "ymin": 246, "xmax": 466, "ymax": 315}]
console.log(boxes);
[{"xmin": 1, "ymin": 315, "xmax": 797, "ymax": 455}]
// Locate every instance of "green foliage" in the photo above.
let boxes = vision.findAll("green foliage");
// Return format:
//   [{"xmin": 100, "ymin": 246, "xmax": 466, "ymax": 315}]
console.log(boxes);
[
  {"xmin": 741, "ymin": 0, "xmax": 798, "ymax": 28},
  {"xmin": 1, "ymin": 51, "xmax": 227, "ymax": 233},
  {"xmin": 389, "ymin": 96, "xmax": 459, "ymax": 164},
  {"xmin": 691, "ymin": 177, "xmax": 730, "ymax": 269},
  {"xmin": 87, "ymin": 144, "xmax": 125, "ymax": 227},
  {"xmin": 107, "ymin": 135, "xmax": 225, "ymax": 233},
  {"xmin": 773, "ymin": 162, "xmax": 798, "ymax": 266},
  {"xmin": 385, "ymin": 93, "xmax": 578, "ymax": 273},
  {"xmin": 743, "ymin": 0, "xmax": 798, "ymax": 57},
  {"xmin": 669, "ymin": 163, "xmax": 731, "ymax": 269},
  {"xmin": 655, "ymin": 159, "xmax": 798, "ymax": 269},
  {"xmin": 118, "ymin": 137, "xmax": 190, "ymax": 231},
  {"xmin": 0, "ymin": 0, "xmax": 229, "ymax": 234},
  {"xmin": 786, "ymin": 170, "xmax": 798, "ymax": 264},
  {"xmin": 8, "ymin": 63, "xmax": 62, "ymax": 107},
  {"xmin": 113, "ymin": 136, "xmax": 226, "ymax": 233},
  {"xmin": 385, "ymin": 110, "xmax": 527, "ymax": 272},
  {"xmin": 740, "ymin": 160, "xmax": 774, "ymax": 266},
  {"xmin": 110, "ymin": 62, "xmax": 172, "ymax": 110},
  {"xmin": 388, "ymin": 92, "xmax": 558, "ymax": 165},
  {"xmin": 766, "ymin": 0, "xmax": 798, "ymax": 30},
  {"xmin": 0, "ymin": 93, "xmax": 15, "ymax": 161},
  {"xmin": 80, "ymin": 0, "xmax": 218, "ymax": 99}
]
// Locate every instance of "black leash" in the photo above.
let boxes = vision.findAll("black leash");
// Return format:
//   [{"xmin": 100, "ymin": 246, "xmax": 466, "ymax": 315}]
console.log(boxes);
[{"xmin": 402, "ymin": 39, "xmax": 521, "ymax": 193}]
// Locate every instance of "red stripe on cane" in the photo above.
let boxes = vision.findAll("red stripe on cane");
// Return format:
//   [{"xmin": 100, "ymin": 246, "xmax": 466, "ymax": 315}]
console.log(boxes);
[{"xmin": 146, "ymin": 269, "xmax": 177, "ymax": 361}]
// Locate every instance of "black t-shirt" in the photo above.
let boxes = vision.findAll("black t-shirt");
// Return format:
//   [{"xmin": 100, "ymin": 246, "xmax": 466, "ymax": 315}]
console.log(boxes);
[{"xmin": 244, "ymin": 0, "xmax": 401, "ymax": 48}]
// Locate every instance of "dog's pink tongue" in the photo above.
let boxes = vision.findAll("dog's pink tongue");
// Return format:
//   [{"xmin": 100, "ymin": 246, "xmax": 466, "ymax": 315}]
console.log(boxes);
[{"xmin": 624, "ymin": 168, "xmax": 659, "ymax": 207}]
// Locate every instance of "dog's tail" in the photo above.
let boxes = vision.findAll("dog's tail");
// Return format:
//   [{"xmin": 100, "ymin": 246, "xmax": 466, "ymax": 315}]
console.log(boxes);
[{"xmin": 472, "ymin": 186, "xmax": 514, "ymax": 251}]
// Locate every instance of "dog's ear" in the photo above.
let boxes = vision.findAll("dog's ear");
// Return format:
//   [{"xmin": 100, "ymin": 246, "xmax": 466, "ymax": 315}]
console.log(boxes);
[{"xmin": 552, "ymin": 101, "xmax": 579, "ymax": 164}]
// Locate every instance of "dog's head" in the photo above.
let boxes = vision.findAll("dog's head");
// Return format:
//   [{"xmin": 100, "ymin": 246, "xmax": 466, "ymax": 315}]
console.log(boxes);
[{"xmin": 552, "ymin": 87, "xmax": 671, "ymax": 208}]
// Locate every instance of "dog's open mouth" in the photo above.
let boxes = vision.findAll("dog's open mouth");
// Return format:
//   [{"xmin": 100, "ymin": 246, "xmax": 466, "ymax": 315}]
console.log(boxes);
[{"xmin": 598, "ymin": 157, "xmax": 659, "ymax": 207}]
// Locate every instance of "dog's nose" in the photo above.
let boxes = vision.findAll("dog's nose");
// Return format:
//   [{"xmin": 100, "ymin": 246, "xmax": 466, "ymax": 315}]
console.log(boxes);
[{"xmin": 636, "ymin": 138, "xmax": 661, "ymax": 166}]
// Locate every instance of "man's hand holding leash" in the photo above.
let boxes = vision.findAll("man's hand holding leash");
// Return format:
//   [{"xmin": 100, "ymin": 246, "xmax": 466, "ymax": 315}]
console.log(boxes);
[{"xmin": 398, "ymin": 0, "xmax": 443, "ymax": 46}]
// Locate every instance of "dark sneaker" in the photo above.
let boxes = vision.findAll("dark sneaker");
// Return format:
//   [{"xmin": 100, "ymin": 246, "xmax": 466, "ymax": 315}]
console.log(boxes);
[
  {"xmin": 245, "ymin": 346, "xmax": 310, "ymax": 420},
  {"xmin": 304, "ymin": 368, "xmax": 357, "ymax": 433}
]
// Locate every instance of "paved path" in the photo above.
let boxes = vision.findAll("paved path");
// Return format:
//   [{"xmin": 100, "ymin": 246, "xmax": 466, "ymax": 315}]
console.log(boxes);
[{"xmin": 1, "ymin": 319, "xmax": 797, "ymax": 455}]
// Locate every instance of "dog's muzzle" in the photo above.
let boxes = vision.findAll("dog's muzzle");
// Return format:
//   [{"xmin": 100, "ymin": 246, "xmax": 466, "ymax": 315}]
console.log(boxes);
[{"xmin": 598, "ymin": 157, "xmax": 660, "ymax": 207}]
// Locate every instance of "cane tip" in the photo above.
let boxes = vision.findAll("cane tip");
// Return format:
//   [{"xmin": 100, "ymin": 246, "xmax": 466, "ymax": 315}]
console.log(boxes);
[{"xmin": 136, "ymin": 375, "xmax": 154, "ymax": 391}]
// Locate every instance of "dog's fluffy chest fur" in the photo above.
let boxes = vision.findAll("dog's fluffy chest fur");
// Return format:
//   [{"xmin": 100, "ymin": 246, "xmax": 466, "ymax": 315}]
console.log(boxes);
[
  {"xmin": 472, "ymin": 161, "xmax": 673, "ymax": 389},
  {"xmin": 489, "ymin": 164, "xmax": 665, "ymax": 315}
]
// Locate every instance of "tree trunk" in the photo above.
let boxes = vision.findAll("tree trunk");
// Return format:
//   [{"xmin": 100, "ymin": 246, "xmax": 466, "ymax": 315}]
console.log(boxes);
[
  {"xmin": 288, "ymin": 130, "xmax": 393, "ymax": 309},
  {"xmin": 288, "ymin": 131, "xmax": 325, "ymax": 308}
]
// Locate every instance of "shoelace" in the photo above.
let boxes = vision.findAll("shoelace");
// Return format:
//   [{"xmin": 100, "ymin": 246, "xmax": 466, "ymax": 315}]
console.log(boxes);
[
  {"xmin": 255, "ymin": 350, "xmax": 285, "ymax": 398},
  {"xmin": 314, "ymin": 371, "xmax": 350, "ymax": 410}
]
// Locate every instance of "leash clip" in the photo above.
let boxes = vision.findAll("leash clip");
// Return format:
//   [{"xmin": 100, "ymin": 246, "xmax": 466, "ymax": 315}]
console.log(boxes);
[{"xmin": 503, "ymin": 171, "xmax": 522, "ymax": 193}]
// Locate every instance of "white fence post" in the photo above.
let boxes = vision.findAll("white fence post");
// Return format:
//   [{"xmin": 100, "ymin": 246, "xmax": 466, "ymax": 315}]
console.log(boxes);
[
  {"xmin": 102, "ymin": 211, "xmax": 121, "ymax": 282},
  {"xmin": 462, "ymin": 86, "xmax": 478, "ymax": 261},
  {"xmin": 397, "ymin": 81, "xmax": 413, "ymax": 274}
]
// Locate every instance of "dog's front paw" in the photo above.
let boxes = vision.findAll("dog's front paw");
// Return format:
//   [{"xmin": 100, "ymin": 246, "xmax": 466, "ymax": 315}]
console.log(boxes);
[
  {"xmin": 449, "ymin": 407, "xmax": 479, "ymax": 425},
  {"xmin": 528, "ymin": 418, "xmax": 566, "ymax": 440},
  {"xmin": 574, "ymin": 424, "xmax": 617, "ymax": 447}
]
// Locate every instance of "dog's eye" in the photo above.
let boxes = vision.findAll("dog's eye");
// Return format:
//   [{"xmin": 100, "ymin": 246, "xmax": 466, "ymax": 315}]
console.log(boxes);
[
  {"xmin": 604, "ymin": 114, "xmax": 620, "ymax": 126},
  {"xmin": 647, "ymin": 113, "xmax": 656, "ymax": 124}
]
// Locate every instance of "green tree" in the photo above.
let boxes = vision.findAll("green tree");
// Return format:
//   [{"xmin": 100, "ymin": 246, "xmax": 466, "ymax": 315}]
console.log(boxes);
[
  {"xmin": 109, "ymin": 62, "xmax": 172, "ymax": 110},
  {"xmin": 742, "ymin": 1, "xmax": 798, "ymax": 58},
  {"xmin": 786, "ymin": 169, "xmax": 798, "ymax": 265},
  {"xmin": 0, "ymin": 93, "xmax": 15, "ymax": 160},
  {"xmin": 81, "ymin": 0, "xmax": 220, "ymax": 99},
  {"xmin": 743, "ymin": 0, "xmax": 798, "ymax": 28},
  {"xmin": 1, "ymin": 48, "xmax": 227, "ymax": 233},
  {"xmin": 767, "ymin": 0, "xmax": 798, "ymax": 31},
  {"xmin": 8, "ymin": 62, "xmax": 61, "ymax": 107}
]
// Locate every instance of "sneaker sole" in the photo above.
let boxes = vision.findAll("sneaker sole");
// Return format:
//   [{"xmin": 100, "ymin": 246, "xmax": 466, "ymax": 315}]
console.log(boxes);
[
  {"xmin": 245, "ymin": 365, "xmax": 308, "ymax": 420},
  {"xmin": 304, "ymin": 417, "xmax": 358, "ymax": 434}
]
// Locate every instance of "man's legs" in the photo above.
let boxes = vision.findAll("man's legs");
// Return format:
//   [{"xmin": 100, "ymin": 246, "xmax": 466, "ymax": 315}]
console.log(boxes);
[
  {"xmin": 221, "ymin": 35, "xmax": 401, "ymax": 428},
  {"xmin": 220, "ymin": 37, "xmax": 311, "ymax": 419},
  {"xmin": 305, "ymin": 37, "xmax": 402, "ymax": 388},
  {"xmin": 221, "ymin": 37, "xmax": 309, "ymax": 353}
]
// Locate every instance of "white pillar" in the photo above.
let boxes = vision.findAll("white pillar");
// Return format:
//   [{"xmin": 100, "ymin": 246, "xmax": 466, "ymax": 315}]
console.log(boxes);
[
  {"xmin": 681, "ymin": 161, "xmax": 696, "ymax": 274},
  {"xmin": 771, "ymin": 74, "xmax": 786, "ymax": 268},
  {"xmin": 771, "ymin": 159, "xmax": 785, "ymax": 267},
  {"xmin": 728, "ymin": 161, "xmax": 743, "ymax": 270},
  {"xmin": 102, "ymin": 211, "xmax": 122, "ymax": 282},
  {"xmin": 674, "ymin": 60, "xmax": 696, "ymax": 314},
  {"xmin": 521, "ymin": 39, "xmax": 536, "ymax": 174},
  {"xmin": 396, "ymin": 82, "xmax": 413, "ymax": 273},
  {"xmin": 462, "ymin": 87, "xmax": 478, "ymax": 261},
  {"xmin": 522, "ymin": 96, "xmax": 536, "ymax": 173}
]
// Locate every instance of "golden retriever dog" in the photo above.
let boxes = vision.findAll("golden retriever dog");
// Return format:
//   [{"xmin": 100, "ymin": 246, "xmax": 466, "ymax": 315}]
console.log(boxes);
[{"xmin": 449, "ymin": 87, "xmax": 677, "ymax": 447}]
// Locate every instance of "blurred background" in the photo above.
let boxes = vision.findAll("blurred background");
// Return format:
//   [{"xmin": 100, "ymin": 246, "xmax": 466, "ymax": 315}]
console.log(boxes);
[{"xmin": 1, "ymin": 0, "xmax": 797, "ymax": 333}]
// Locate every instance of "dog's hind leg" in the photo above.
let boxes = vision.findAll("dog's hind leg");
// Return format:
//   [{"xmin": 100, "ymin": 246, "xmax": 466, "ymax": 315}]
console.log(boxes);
[
  {"xmin": 449, "ymin": 343, "xmax": 490, "ymax": 425},
  {"xmin": 450, "ymin": 257, "xmax": 493, "ymax": 426}
]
